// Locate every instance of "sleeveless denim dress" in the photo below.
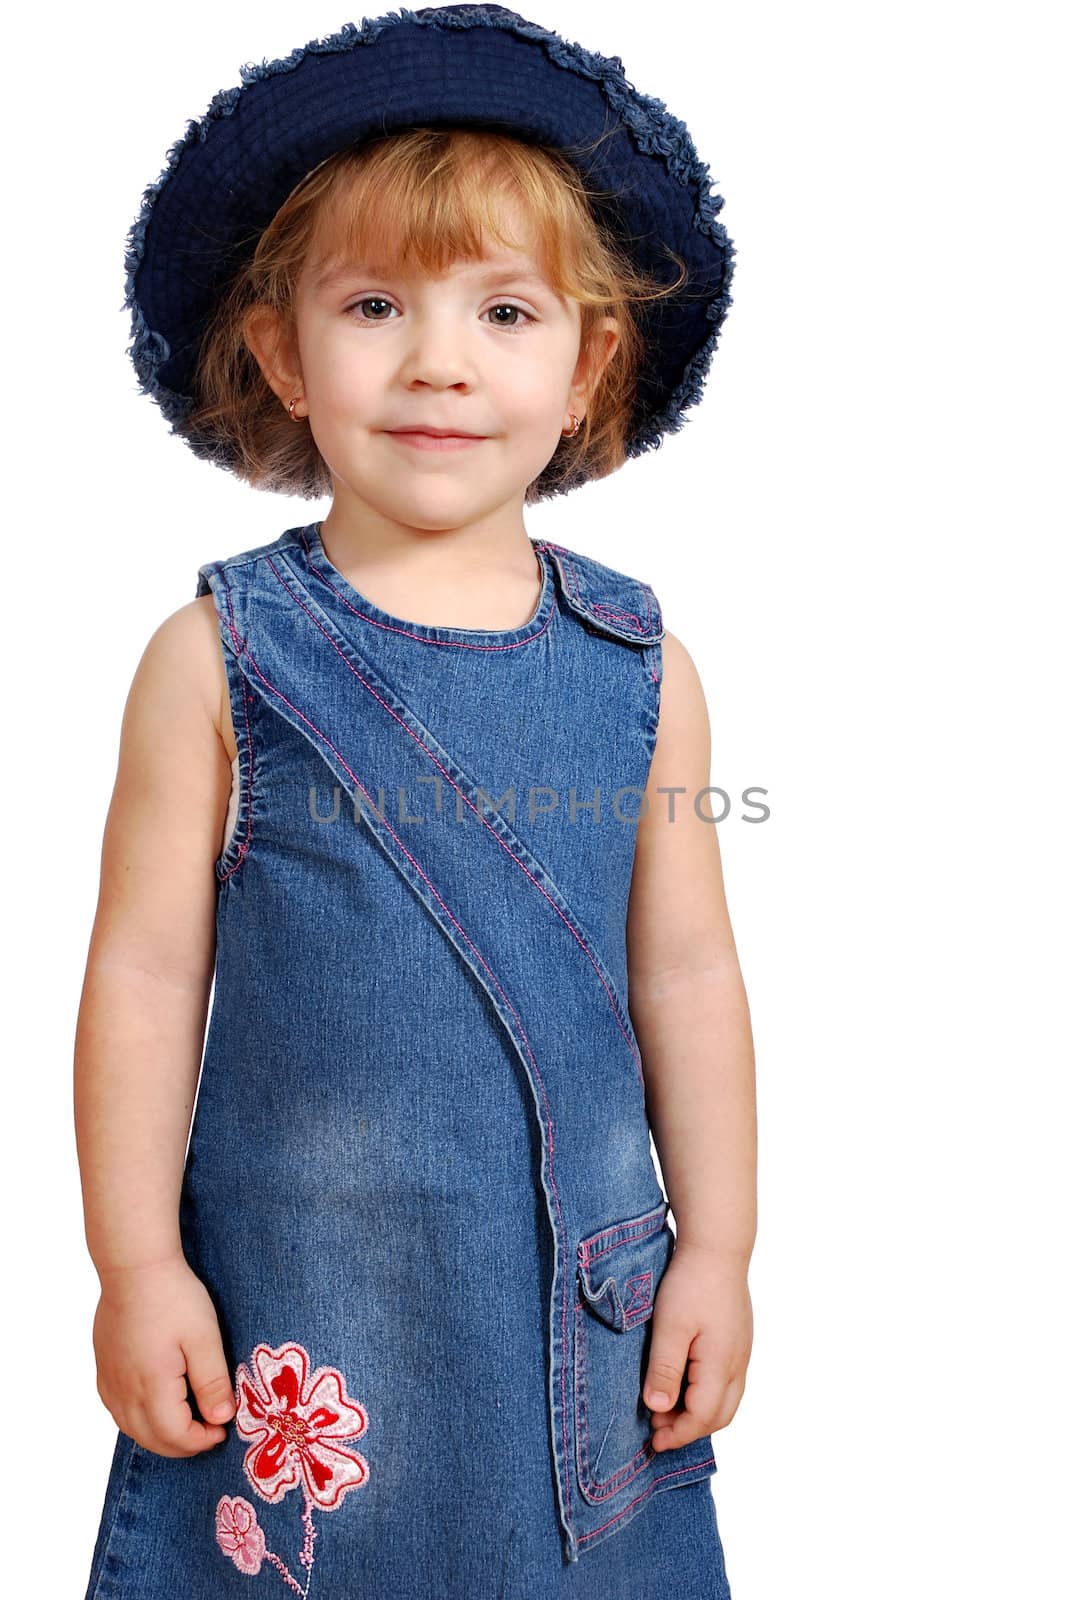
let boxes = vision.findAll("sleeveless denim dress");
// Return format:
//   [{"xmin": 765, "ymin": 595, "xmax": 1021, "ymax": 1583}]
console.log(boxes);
[{"xmin": 85, "ymin": 521, "xmax": 731, "ymax": 1599}]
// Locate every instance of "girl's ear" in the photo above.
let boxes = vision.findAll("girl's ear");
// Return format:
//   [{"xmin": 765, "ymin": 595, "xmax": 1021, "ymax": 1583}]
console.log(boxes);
[
  {"xmin": 571, "ymin": 315, "xmax": 620, "ymax": 411},
  {"xmin": 243, "ymin": 305, "xmax": 303, "ymax": 406}
]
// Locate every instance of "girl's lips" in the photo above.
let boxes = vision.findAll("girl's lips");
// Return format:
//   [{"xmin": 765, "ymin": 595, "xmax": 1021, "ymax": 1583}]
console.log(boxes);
[{"xmin": 387, "ymin": 431, "xmax": 487, "ymax": 452}]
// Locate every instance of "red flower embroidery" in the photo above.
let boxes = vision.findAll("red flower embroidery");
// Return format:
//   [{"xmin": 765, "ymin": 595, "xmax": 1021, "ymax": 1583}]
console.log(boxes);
[
  {"xmin": 234, "ymin": 1340, "xmax": 370, "ymax": 1511},
  {"xmin": 216, "ymin": 1495, "xmax": 266, "ymax": 1575}
]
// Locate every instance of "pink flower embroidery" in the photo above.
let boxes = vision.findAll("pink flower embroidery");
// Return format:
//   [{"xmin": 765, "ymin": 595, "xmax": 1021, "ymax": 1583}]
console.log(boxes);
[
  {"xmin": 234, "ymin": 1340, "xmax": 370, "ymax": 1511},
  {"xmin": 216, "ymin": 1495, "xmax": 266, "ymax": 1575}
]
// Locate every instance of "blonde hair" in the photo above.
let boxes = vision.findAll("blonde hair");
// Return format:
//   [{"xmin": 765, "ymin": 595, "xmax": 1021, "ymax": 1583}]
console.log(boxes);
[{"xmin": 184, "ymin": 127, "xmax": 689, "ymax": 503}]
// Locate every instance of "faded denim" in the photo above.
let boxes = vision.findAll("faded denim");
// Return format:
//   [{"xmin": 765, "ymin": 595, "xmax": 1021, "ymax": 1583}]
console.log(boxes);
[{"xmin": 84, "ymin": 522, "xmax": 731, "ymax": 1598}]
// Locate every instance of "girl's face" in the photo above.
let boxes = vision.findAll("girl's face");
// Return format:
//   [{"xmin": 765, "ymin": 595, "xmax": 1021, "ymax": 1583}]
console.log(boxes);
[{"xmin": 253, "ymin": 200, "xmax": 615, "ymax": 535}]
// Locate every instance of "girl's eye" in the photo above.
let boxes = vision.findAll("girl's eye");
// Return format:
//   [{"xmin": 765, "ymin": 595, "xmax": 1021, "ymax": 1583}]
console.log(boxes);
[
  {"xmin": 484, "ymin": 303, "xmax": 531, "ymax": 330},
  {"xmin": 345, "ymin": 298, "xmax": 533, "ymax": 331},
  {"xmin": 349, "ymin": 297, "xmax": 395, "ymax": 322}
]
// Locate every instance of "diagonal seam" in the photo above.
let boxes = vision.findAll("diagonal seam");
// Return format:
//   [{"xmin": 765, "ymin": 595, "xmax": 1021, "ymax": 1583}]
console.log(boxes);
[
  {"xmin": 263, "ymin": 549, "xmax": 645, "ymax": 1087},
  {"xmin": 213, "ymin": 560, "xmax": 577, "ymax": 1535}
]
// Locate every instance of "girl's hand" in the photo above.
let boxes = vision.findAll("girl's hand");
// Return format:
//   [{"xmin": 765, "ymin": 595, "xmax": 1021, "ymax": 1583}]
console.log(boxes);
[
  {"xmin": 642, "ymin": 1242, "xmax": 753, "ymax": 1452},
  {"xmin": 92, "ymin": 1255, "xmax": 237, "ymax": 1458}
]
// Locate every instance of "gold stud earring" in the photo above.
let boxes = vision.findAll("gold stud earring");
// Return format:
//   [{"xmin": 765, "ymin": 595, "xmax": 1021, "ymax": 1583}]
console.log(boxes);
[
  {"xmin": 287, "ymin": 396, "xmax": 304, "ymax": 422},
  {"xmin": 562, "ymin": 412, "xmax": 582, "ymax": 438}
]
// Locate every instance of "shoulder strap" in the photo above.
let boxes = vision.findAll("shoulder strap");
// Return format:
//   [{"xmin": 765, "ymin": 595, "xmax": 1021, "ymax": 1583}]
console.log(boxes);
[
  {"xmin": 195, "ymin": 527, "xmax": 304, "ymax": 600},
  {"xmin": 538, "ymin": 540, "xmax": 664, "ymax": 645}
]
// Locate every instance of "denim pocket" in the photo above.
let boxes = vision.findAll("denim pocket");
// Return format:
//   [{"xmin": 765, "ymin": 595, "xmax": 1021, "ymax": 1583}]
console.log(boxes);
[{"xmin": 573, "ymin": 1199, "xmax": 675, "ymax": 1506}]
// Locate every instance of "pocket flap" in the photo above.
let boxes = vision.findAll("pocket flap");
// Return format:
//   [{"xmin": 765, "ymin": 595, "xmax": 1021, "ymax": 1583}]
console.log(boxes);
[{"xmin": 576, "ymin": 1199, "xmax": 672, "ymax": 1332}]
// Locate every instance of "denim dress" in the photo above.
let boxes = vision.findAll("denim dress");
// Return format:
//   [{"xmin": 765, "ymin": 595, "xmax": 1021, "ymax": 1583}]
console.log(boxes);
[{"xmin": 84, "ymin": 521, "xmax": 731, "ymax": 1599}]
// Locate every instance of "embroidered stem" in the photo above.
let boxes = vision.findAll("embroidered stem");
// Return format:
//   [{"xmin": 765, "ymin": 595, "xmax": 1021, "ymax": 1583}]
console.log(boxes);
[
  {"xmin": 259, "ymin": 1491, "xmax": 320, "ymax": 1595},
  {"xmin": 262, "ymin": 1546, "xmax": 307, "ymax": 1594},
  {"xmin": 299, "ymin": 1489, "xmax": 319, "ymax": 1587}
]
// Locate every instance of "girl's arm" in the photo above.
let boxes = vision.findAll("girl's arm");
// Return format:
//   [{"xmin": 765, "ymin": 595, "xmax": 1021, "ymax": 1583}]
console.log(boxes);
[
  {"xmin": 74, "ymin": 598, "xmax": 238, "ymax": 1453},
  {"xmin": 628, "ymin": 629, "xmax": 757, "ymax": 1250},
  {"xmin": 626, "ymin": 629, "xmax": 756, "ymax": 1446}
]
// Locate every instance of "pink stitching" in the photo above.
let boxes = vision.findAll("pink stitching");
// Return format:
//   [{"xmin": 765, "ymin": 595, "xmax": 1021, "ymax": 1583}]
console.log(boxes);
[
  {"xmin": 573, "ymin": 1211, "xmax": 669, "ymax": 1504},
  {"xmin": 591, "ymin": 602, "xmax": 645, "ymax": 629},
  {"xmin": 542, "ymin": 544, "xmax": 586, "ymax": 620},
  {"xmin": 574, "ymin": 1452, "xmax": 719, "ymax": 1547},
  {"xmin": 214, "ymin": 567, "xmax": 576, "ymax": 1531},
  {"xmin": 269, "ymin": 554, "xmax": 645, "ymax": 1091},
  {"xmin": 218, "ymin": 668, "xmax": 255, "ymax": 884},
  {"xmin": 574, "ymin": 1294, "xmax": 658, "ymax": 1502},
  {"xmin": 589, "ymin": 582, "xmax": 655, "ymax": 636},
  {"xmin": 299, "ymin": 528, "xmax": 556, "ymax": 651},
  {"xmin": 623, "ymin": 1272, "xmax": 653, "ymax": 1319},
  {"xmin": 578, "ymin": 1213, "xmax": 667, "ymax": 1265},
  {"xmin": 539, "ymin": 542, "xmax": 658, "ymax": 640}
]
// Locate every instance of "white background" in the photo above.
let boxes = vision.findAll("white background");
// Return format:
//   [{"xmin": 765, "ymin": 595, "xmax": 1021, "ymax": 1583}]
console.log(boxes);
[{"xmin": 3, "ymin": 2, "xmax": 1067, "ymax": 1593}]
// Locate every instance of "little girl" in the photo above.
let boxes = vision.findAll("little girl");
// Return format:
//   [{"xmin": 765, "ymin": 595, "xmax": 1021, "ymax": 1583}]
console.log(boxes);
[{"xmin": 76, "ymin": 7, "xmax": 756, "ymax": 1596}]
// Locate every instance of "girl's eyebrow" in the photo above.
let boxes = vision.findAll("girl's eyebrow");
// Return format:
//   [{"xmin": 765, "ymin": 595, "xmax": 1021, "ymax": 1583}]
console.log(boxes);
[{"xmin": 314, "ymin": 261, "xmax": 555, "ymax": 296}]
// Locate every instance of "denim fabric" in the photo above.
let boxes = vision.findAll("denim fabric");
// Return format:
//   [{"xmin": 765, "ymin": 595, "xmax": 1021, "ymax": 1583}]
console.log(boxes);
[{"xmin": 84, "ymin": 521, "xmax": 731, "ymax": 1597}]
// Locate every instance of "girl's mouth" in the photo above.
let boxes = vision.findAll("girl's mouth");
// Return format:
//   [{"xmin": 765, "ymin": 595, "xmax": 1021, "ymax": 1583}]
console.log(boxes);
[{"xmin": 387, "ymin": 431, "xmax": 487, "ymax": 452}]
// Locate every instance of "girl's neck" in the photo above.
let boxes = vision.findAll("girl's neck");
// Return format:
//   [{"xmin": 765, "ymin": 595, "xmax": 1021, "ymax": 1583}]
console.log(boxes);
[{"xmin": 316, "ymin": 516, "xmax": 543, "ymax": 633}]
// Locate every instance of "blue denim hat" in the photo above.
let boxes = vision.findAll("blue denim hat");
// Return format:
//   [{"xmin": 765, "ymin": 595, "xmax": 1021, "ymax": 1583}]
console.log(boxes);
[{"xmin": 124, "ymin": 3, "xmax": 736, "ymax": 485}]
